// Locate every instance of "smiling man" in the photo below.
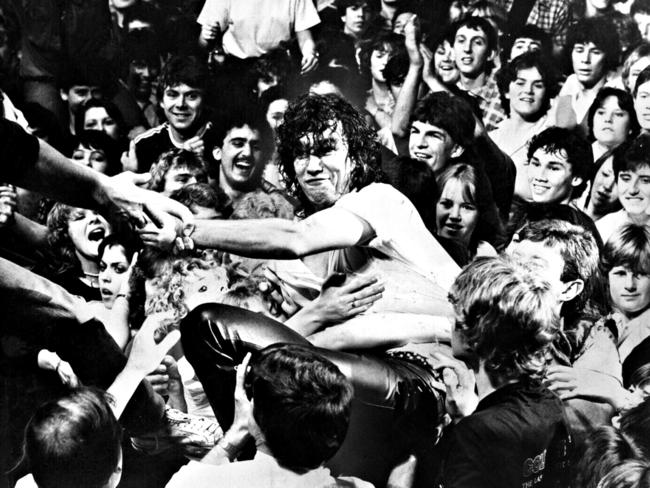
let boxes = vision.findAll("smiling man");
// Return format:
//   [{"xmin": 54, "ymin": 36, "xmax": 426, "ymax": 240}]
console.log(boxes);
[
  {"xmin": 452, "ymin": 16, "xmax": 506, "ymax": 131},
  {"xmin": 526, "ymin": 126, "xmax": 593, "ymax": 205},
  {"xmin": 132, "ymin": 56, "xmax": 218, "ymax": 173}
]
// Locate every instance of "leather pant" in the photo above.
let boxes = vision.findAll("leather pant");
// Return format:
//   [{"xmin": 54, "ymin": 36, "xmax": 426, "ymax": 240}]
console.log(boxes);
[{"xmin": 180, "ymin": 303, "xmax": 445, "ymax": 435}]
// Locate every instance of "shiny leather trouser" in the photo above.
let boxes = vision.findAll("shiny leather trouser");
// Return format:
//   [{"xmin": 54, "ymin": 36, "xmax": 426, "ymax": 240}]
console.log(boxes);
[{"xmin": 181, "ymin": 304, "xmax": 444, "ymax": 450}]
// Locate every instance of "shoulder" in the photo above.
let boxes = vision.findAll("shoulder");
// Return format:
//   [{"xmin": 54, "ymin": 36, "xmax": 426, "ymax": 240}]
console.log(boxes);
[{"xmin": 134, "ymin": 124, "xmax": 169, "ymax": 145}]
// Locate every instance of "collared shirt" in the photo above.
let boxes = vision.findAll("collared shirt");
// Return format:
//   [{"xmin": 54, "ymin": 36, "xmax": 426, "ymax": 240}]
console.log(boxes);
[
  {"xmin": 458, "ymin": 74, "xmax": 506, "ymax": 132},
  {"xmin": 494, "ymin": 0, "xmax": 570, "ymax": 47}
]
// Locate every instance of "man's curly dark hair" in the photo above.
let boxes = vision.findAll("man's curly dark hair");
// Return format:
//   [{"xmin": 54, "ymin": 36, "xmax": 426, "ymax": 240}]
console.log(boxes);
[{"xmin": 276, "ymin": 94, "xmax": 383, "ymax": 213}]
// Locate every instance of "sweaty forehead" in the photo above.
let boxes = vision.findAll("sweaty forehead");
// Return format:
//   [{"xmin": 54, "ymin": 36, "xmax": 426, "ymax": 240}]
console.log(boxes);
[{"xmin": 298, "ymin": 123, "xmax": 347, "ymax": 148}]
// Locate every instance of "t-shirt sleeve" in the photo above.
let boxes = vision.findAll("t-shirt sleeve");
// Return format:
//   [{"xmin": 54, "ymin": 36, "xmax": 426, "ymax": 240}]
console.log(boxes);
[
  {"xmin": 197, "ymin": 0, "xmax": 229, "ymax": 27},
  {"xmin": 293, "ymin": 0, "xmax": 320, "ymax": 32},
  {"xmin": 335, "ymin": 183, "xmax": 460, "ymax": 290},
  {"xmin": 0, "ymin": 118, "xmax": 40, "ymax": 182}
]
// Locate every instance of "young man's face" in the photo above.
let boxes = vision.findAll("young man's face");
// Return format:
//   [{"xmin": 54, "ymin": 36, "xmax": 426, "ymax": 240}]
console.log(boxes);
[
  {"xmin": 370, "ymin": 45, "xmax": 392, "ymax": 83},
  {"xmin": 63, "ymin": 85, "xmax": 103, "ymax": 114},
  {"xmin": 216, "ymin": 124, "xmax": 266, "ymax": 192},
  {"xmin": 571, "ymin": 42, "xmax": 606, "ymax": 89},
  {"xmin": 453, "ymin": 25, "xmax": 493, "ymax": 78},
  {"xmin": 293, "ymin": 122, "xmax": 353, "ymax": 209},
  {"xmin": 635, "ymin": 80, "xmax": 650, "ymax": 132},
  {"xmin": 342, "ymin": 3, "xmax": 372, "ymax": 37},
  {"xmin": 634, "ymin": 12, "xmax": 650, "ymax": 41},
  {"xmin": 617, "ymin": 164, "xmax": 650, "ymax": 216},
  {"xmin": 509, "ymin": 37, "xmax": 542, "ymax": 61},
  {"xmin": 128, "ymin": 59, "xmax": 159, "ymax": 101},
  {"xmin": 528, "ymin": 146, "xmax": 582, "ymax": 204},
  {"xmin": 608, "ymin": 265, "xmax": 650, "ymax": 316},
  {"xmin": 161, "ymin": 83, "xmax": 204, "ymax": 133},
  {"xmin": 162, "ymin": 165, "xmax": 205, "ymax": 196},
  {"xmin": 507, "ymin": 67, "xmax": 546, "ymax": 119},
  {"xmin": 434, "ymin": 40, "xmax": 460, "ymax": 85},
  {"xmin": 627, "ymin": 57, "xmax": 650, "ymax": 94},
  {"xmin": 409, "ymin": 120, "xmax": 458, "ymax": 174}
]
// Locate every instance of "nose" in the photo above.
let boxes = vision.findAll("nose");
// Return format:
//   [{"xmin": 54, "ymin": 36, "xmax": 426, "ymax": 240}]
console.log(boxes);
[
  {"xmin": 449, "ymin": 204, "xmax": 462, "ymax": 220},
  {"xmin": 603, "ymin": 111, "xmax": 614, "ymax": 124},
  {"xmin": 306, "ymin": 154, "xmax": 324, "ymax": 174},
  {"xmin": 187, "ymin": 175, "xmax": 198, "ymax": 186},
  {"xmin": 414, "ymin": 132, "xmax": 427, "ymax": 148},
  {"xmin": 240, "ymin": 143, "xmax": 252, "ymax": 157},
  {"xmin": 624, "ymin": 273, "xmax": 637, "ymax": 291},
  {"xmin": 100, "ymin": 271, "xmax": 111, "ymax": 283},
  {"xmin": 523, "ymin": 82, "xmax": 534, "ymax": 94},
  {"xmin": 462, "ymin": 41, "xmax": 471, "ymax": 53}
]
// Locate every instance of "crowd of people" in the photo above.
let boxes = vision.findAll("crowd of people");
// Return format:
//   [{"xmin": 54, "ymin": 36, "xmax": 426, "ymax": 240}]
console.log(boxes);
[{"xmin": 2, "ymin": 0, "xmax": 650, "ymax": 486}]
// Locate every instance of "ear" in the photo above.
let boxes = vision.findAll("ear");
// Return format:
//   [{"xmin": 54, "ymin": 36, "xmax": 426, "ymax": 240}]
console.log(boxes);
[
  {"xmin": 486, "ymin": 48, "xmax": 497, "ymax": 63},
  {"xmin": 60, "ymin": 89, "xmax": 68, "ymax": 102},
  {"xmin": 450, "ymin": 144, "xmax": 465, "ymax": 158},
  {"xmin": 571, "ymin": 176, "xmax": 584, "ymax": 188},
  {"xmin": 559, "ymin": 279, "xmax": 584, "ymax": 303},
  {"xmin": 212, "ymin": 147, "xmax": 222, "ymax": 161}
]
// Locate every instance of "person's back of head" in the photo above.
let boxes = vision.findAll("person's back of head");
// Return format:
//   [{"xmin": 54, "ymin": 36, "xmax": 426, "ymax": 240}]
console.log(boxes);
[
  {"xmin": 22, "ymin": 388, "xmax": 123, "ymax": 488},
  {"xmin": 248, "ymin": 344, "xmax": 354, "ymax": 471},
  {"xmin": 618, "ymin": 397, "xmax": 650, "ymax": 459},
  {"xmin": 448, "ymin": 255, "xmax": 559, "ymax": 384},
  {"xmin": 598, "ymin": 460, "xmax": 650, "ymax": 488},
  {"xmin": 576, "ymin": 426, "xmax": 645, "ymax": 488}
]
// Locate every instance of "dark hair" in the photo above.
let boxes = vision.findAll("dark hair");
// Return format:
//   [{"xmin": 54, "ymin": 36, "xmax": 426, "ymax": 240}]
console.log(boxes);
[
  {"xmin": 597, "ymin": 460, "xmax": 650, "ymax": 488},
  {"xmin": 335, "ymin": 0, "xmax": 380, "ymax": 16},
  {"xmin": 248, "ymin": 344, "xmax": 354, "ymax": 470},
  {"xmin": 73, "ymin": 130, "xmax": 122, "ymax": 176},
  {"xmin": 411, "ymin": 92, "xmax": 476, "ymax": 149},
  {"xmin": 210, "ymin": 102, "xmax": 274, "ymax": 159},
  {"xmin": 602, "ymin": 223, "xmax": 650, "ymax": 274},
  {"xmin": 98, "ymin": 233, "xmax": 140, "ymax": 265},
  {"xmin": 358, "ymin": 31, "xmax": 405, "ymax": 81},
  {"xmin": 451, "ymin": 16, "xmax": 499, "ymax": 53},
  {"xmin": 615, "ymin": 133, "xmax": 650, "ymax": 178},
  {"xmin": 566, "ymin": 17, "xmax": 621, "ymax": 72},
  {"xmin": 575, "ymin": 426, "xmax": 644, "ymax": 488},
  {"xmin": 147, "ymin": 149, "xmax": 207, "ymax": 192},
  {"xmin": 501, "ymin": 24, "xmax": 552, "ymax": 63},
  {"xmin": 276, "ymin": 94, "xmax": 383, "ymax": 213},
  {"xmin": 632, "ymin": 0, "xmax": 650, "ymax": 16},
  {"xmin": 157, "ymin": 55, "xmax": 208, "ymax": 98},
  {"xmin": 449, "ymin": 255, "xmax": 558, "ymax": 384},
  {"xmin": 382, "ymin": 44, "xmax": 410, "ymax": 87},
  {"xmin": 23, "ymin": 388, "xmax": 122, "ymax": 488},
  {"xmin": 527, "ymin": 127, "xmax": 594, "ymax": 198},
  {"xmin": 496, "ymin": 51, "xmax": 558, "ymax": 116},
  {"xmin": 74, "ymin": 99, "xmax": 126, "ymax": 143},
  {"xmin": 587, "ymin": 87, "xmax": 640, "ymax": 141},
  {"xmin": 634, "ymin": 66, "xmax": 650, "ymax": 96}
]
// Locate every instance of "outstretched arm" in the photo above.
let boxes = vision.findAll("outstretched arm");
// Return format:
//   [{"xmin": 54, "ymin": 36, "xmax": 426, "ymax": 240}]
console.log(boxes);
[{"xmin": 180, "ymin": 206, "xmax": 375, "ymax": 259}]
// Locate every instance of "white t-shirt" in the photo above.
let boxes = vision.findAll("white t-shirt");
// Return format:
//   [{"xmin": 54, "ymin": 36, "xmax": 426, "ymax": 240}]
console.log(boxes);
[{"xmin": 197, "ymin": 0, "xmax": 320, "ymax": 59}]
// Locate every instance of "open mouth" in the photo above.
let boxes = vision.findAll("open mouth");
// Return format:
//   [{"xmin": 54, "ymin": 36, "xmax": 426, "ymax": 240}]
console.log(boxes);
[{"xmin": 87, "ymin": 227, "xmax": 106, "ymax": 241}]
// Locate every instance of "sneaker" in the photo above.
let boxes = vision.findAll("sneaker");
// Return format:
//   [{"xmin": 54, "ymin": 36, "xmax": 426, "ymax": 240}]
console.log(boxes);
[{"xmin": 131, "ymin": 406, "xmax": 223, "ymax": 457}]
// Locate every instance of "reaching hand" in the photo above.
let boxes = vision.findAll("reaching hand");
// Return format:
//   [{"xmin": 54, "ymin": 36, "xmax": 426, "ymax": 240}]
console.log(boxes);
[
  {"xmin": 232, "ymin": 353, "xmax": 254, "ymax": 434},
  {"xmin": 429, "ymin": 351, "xmax": 478, "ymax": 421},
  {"xmin": 56, "ymin": 360, "xmax": 80, "ymax": 388},
  {"xmin": 404, "ymin": 15, "xmax": 423, "ymax": 68},
  {"xmin": 201, "ymin": 21, "xmax": 221, "ymax": 43},
  {"xmin": 301, "ymin": 50, "xmax": 319, "ymax": 74},
  {"xmin": 127, "ymin": 311, "xmax": 181, "ymax": 376},
  {"xmin": 0, "ymin": 183, "xmax": 17, "ymax": 227},
  {"xmin": 316, "ymin": 273, "xmax": 384, "ymax": 324}
]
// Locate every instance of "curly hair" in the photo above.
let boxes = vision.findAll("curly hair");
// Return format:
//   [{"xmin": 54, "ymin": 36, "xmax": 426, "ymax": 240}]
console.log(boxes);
[
  {"xmin": 449, "ymin": 255, "xmax": 559, "ymax": 384},
  {"xmin": 566, "ymin": 17, "xmax": 621, "ymax": 73},
  {"xmin": 276, "ymin": 94, "xmax": 384, "ymax": 213},
  {"xmin": 230, "ymin": 189, "xmax": 295, "ymax": 220},
  {"xmin": 143, "ymin": 254, "xmax": 230, "ymax": 337}
]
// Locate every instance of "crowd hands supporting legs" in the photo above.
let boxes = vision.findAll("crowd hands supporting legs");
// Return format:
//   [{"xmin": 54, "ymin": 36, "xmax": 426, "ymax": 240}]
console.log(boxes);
[{"xmin": 3, "ymin": 0, "xmax": 650, "ymax": 486}]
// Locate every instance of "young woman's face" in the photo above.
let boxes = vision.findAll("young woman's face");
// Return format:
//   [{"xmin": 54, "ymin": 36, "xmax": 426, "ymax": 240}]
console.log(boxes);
[
  {"xmin": 435, "ymin": 178, "xmax": 479, "ymax": 248},
  {"xmin": 99, "ymin": 244, "xmax": 130, "ymax": 309},
  {"xmin": 590, "ymin": 157, "xmax": 619, "ymax": 211},
  {"xmin": 592, "ymin": 96, "xmax": 632, "ymax": 147},
  {"xmin": 84, "ymin": 107, "xmax": 120, "ymax": 140},
  {"xmin": 370, "ymin": 45, "xmax": 393, "ymax": 83},
  {"xmin": 67, "ymin": 209, "xmax": 111, "ymax": 260},
  {"xmin": 72, "ymin": 143, "xmax": 109, "ymax": 174},
  {"xmin": 507, "ymin": 66, "xmax": 546, "ymax": 119},
  {"xmin": 183, "ymin": 266, "xmax": 229, "ymax": 312},
  {"xmin": 618, "ymin": 165, "xmax": 650, "ymax": 216},
  {"xmin": 609, "ymin": 265, "xmax": 650, "ymax": 317},
  {"xmin": 434, "ymin": 40, "xmax": 460, "ymax": 85}
]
